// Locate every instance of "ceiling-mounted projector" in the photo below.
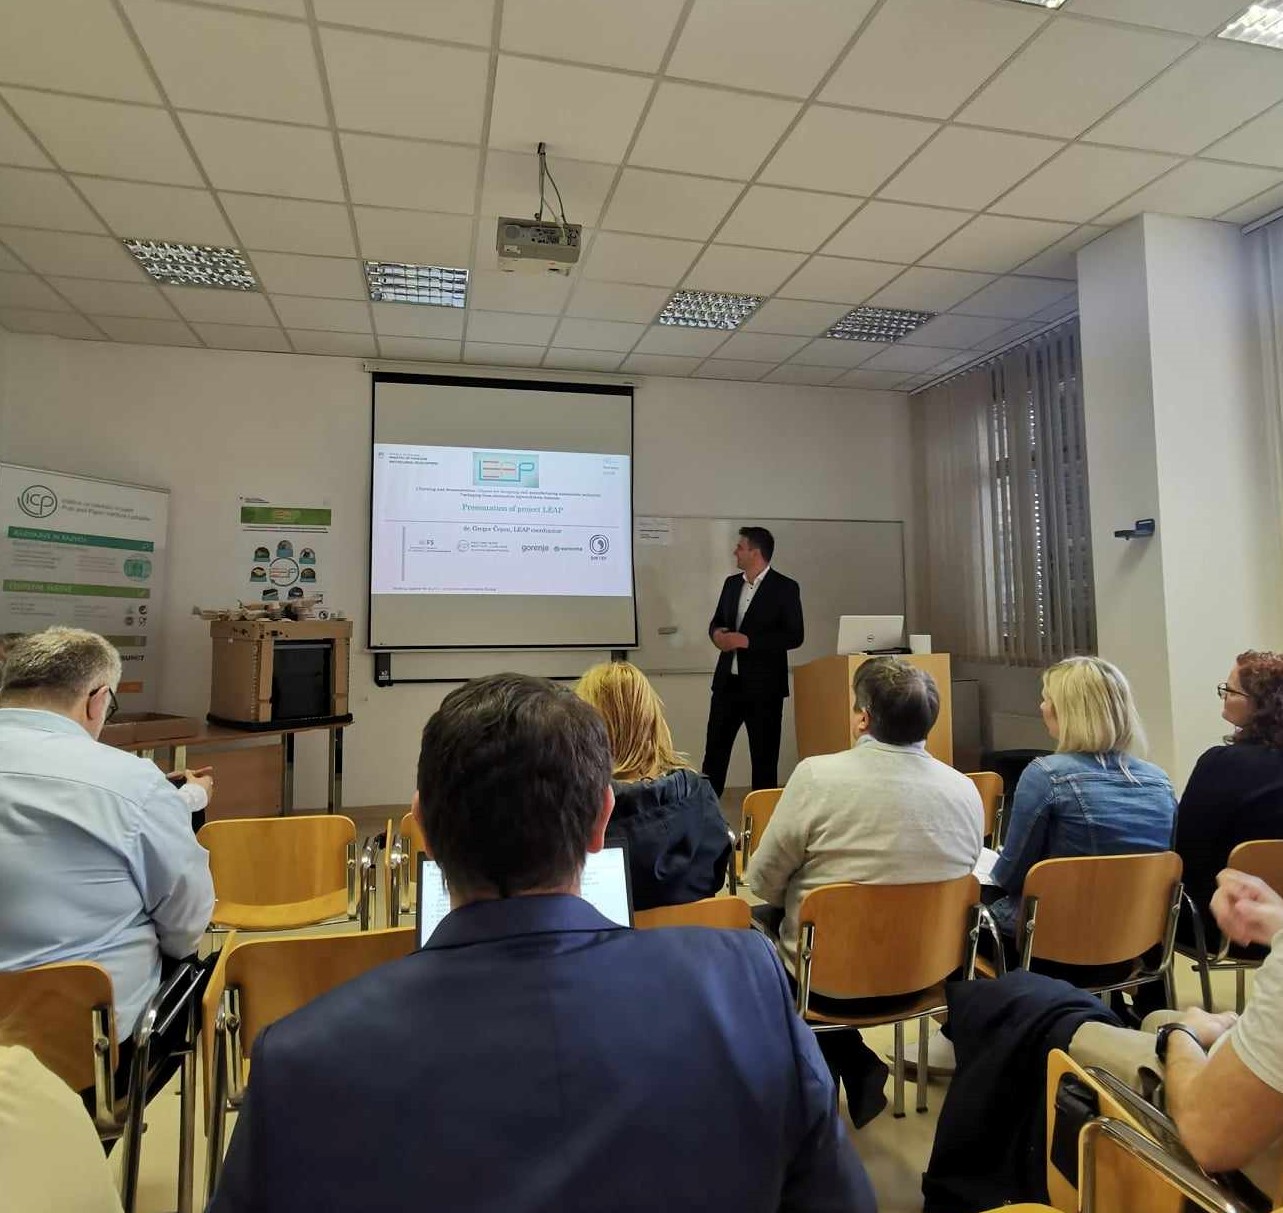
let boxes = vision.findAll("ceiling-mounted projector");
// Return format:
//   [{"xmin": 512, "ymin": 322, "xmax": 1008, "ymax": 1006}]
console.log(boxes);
[{"xmin": 496, "ymin": 217, "xmax": 582, "ymax": 275}]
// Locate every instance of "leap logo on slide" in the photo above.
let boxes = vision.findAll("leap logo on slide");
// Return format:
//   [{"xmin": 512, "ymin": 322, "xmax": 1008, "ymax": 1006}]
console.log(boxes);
[{"xmin": 473, "ymin": 452, "xmax": 539, "ymax": 489}]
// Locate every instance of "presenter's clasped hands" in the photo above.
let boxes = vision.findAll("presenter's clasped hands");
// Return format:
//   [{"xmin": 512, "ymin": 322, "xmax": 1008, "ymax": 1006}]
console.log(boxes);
[{"xmin": 711, "ymin": 628, "xmax": 749, "ymax": 652}]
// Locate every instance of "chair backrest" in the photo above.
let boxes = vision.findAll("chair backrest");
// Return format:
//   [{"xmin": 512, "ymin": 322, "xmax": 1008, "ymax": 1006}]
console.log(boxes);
[
  {"xmin": 0, "ymin": 961, "xmax": 116, "ymax": 1092},
  {"xmin": 398, "ymin": 810, "xmax": 426, "ymax": 866},
  {"xmin": 198, "ymin": 814, "xmax": 356, "ymax": 905},
  {"xmin": 966, "ymin": 770, "xmax": 1003, "ymax": 839},
  {"xmin": 634, "ymin": 896, "xmax": 751, "ymax": 930},
  {"xmin": 1228, "ymin": 839, "xmax": 1283, "ymax": 896},
  {"xmin": 741, "ymin": 788, "xmax": 783, "ymax": 859},
  {"xmin": 796, "ymin": 874, "xmax": 980, "ymax": 999},
  {"xmin": 1022, "ymin": 851, "xmax": 1182, "ymax": 967}
]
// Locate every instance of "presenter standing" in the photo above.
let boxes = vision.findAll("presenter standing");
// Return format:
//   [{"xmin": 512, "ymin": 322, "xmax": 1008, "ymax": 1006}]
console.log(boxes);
[{"xmin": 702, "ymin": 527, "xmax": 804, "ymax": 797}]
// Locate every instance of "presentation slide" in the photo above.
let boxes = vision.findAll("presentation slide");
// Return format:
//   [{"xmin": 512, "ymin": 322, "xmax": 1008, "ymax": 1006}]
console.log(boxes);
[{"xmin": 371, "ymin": 444, "xmax": 631, "ymax": 597}]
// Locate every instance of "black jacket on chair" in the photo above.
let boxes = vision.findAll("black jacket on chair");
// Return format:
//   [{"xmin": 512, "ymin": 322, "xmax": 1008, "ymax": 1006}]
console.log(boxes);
[{"xmin": 709, "ymin": 569, "xmax": 804, "ymax": 701}]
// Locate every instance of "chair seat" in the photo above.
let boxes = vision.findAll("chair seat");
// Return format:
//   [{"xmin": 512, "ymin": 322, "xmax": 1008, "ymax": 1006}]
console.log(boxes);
[
  {"xmin": 210, "ymin": 889, "xmax": 349, "ymax": 930},
  {"xmin": 802, "ymin": 983, "xmax": 948, "ymax": 1027}
]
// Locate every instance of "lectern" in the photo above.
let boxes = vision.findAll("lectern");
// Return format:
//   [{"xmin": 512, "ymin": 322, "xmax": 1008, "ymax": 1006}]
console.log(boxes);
[{"xmin": 793, "ymin": 653, "xmax": 953, "ymax": 765}]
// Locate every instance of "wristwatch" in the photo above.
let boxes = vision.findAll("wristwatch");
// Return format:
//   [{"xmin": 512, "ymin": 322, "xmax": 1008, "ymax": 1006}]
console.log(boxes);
[{"xmin": 1155, "ymin": 1022, "xmax": 1205, "ymax": 1062}]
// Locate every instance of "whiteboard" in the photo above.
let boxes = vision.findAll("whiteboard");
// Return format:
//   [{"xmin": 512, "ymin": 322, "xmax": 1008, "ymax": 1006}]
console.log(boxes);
[{"xmin": 631, "ymin": 516, "xmax": 905, "ymax": 675}]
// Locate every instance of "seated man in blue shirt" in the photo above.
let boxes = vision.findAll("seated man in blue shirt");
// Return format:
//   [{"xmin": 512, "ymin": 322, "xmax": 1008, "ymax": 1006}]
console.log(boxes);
[
  {"xmin": 210, "ymin": 673, "xmax": 873, "ymax": 1213},
  {"xmin": 0, "ymin": 627, "xmax": 214, "ymax": 1089}
]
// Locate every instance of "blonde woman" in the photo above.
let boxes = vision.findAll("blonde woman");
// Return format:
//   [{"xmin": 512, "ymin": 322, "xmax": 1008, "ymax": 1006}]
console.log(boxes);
[{"xmin": 576, "ymin": 662, "xmax": 732, "ymax": 910}]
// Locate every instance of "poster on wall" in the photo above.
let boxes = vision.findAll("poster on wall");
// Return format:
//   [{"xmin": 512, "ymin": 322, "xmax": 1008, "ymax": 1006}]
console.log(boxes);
[
  {"xmin": 0, "ymin": 462, "xmax": 169, "ymax": 710},
  {"xmin": 239, "ymin": 497, "xmax": 331, "ymax": 605}
]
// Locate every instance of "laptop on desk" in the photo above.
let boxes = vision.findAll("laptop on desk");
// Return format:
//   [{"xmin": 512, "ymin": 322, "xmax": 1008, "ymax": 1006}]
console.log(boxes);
[{"xmin": 836, "ymin": 614, "xmax": 906, "ymax": 655}]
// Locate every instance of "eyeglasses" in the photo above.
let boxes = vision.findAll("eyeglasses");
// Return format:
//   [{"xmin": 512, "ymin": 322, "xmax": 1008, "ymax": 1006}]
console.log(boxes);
[
  {"xmin": 1217, "ymin": 682, "xmax": 1251, "ymax": 701},
  {"xmin": 91, "ymin": 685, "xmax": 120, "ymax": 722}
]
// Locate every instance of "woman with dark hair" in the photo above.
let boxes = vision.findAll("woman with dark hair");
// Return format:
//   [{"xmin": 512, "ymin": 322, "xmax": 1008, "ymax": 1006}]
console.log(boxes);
[{"xmin": 1176, "ymin": 650, "xmax": 1283, "ymax": 937}]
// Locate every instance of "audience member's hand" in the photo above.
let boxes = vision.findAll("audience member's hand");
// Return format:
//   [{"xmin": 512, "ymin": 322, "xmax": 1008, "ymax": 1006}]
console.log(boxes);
[
  {"xmin": 1212, "ymin": 869, "xmax": 1283, "ymax": 948},
  {"xmin": 1176, "ymin": 1007, "xmax": 1239, "ymax": 1048},
  {"xmin": 184, "ymin": 767, "xmax": 215, "ymax": 798}
]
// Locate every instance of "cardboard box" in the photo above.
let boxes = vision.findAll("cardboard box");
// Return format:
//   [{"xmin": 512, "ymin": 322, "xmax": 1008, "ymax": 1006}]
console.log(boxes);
[{"xmin": 101, "ymin": 712, "xmax": 200, "ymax": 747}]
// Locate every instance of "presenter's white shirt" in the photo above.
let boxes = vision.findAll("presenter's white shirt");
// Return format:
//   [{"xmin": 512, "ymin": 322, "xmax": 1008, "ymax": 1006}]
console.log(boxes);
[
  {"xmin": 746, "ymin": 734, "xmax": 984, "ymax": 980},
  {"xmin": 733, "ymin": 565, "xmax": 770, "ymax": 675}
]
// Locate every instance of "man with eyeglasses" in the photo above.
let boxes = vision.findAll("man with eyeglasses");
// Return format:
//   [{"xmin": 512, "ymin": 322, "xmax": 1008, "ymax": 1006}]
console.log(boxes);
[{"xmin": 0, "ymin": 627, "xmax": 214, "ymax": 1058}]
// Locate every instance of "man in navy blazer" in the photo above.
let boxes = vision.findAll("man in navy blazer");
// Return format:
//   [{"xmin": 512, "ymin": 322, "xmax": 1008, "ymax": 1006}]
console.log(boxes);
[
  {"xmin": 703, "ymin": 526, "xmax": 805, "ymax": 796},
  {"xmin": 209, "ymin": 673, "xmax": 872, "ymax": 1213}
]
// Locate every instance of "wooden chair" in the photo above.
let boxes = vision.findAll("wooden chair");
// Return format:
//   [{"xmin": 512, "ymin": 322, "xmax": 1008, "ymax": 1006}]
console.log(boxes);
[
  {"xmin": 202, "ymin": 927, "xmax": 417, "ymax": 1195},
  {"xmin": 197, "ymin": 814, "xmax": 371, "ymax": 932},
  {"xmin": 634, "ymin": 896, "xmax": 752, "ymax": 930},
  {"xmin": 0, "ymin": 959, "xmax": 202, "ymax": 1213},
  {"xmin": 737, "ymin": 787, "xmax": 783, "ymax": 884},
  {"xmin": 966, "ymin": 771, "xmax": 1005, "ymax": 844},
  {"xmin": 794, "ymin": 875, "xmax": 982, "ymax": 1117},
  {"xmin": 1015, "ymin": 852, "xmax": 1183, "ymax": 1005},
  {"xmin": 388, "ymin": 809, "xmax": 426, "ymax": 927}
]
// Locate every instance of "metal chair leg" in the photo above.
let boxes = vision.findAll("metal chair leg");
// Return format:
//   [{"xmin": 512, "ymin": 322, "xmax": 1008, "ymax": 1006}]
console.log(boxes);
[
  {"xmin": 1162, "ymin": 967, "xmax": 1177, "ymax": 1013},
  {"xmin": 205, "ymin": 1020, "xmax": 228, "ymax": 1203},
  {"xmin": 892, "ymin": 1021, "xmax": 906, "ymax": 1119},
  {"xmin": 176, "ymin": 997, "xmax": 197, "ymax": 1213},
  {"xmin": 915, "ymin": 1014, "xmax": 929, "ymax": 1114},
  {"xmin": 1195, "ymin": 956, "xmax": 1215, "ymax": 1012},
  {"xmin": 1236, "ymin": 967, "xmax": 1247, "ymax": 1014}
]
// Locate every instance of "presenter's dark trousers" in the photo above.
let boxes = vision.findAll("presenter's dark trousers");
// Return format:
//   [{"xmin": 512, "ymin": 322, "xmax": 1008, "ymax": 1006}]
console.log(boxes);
[{"xmin": 702, "ymin": 674, "xmax": 783, "ymax": 797}]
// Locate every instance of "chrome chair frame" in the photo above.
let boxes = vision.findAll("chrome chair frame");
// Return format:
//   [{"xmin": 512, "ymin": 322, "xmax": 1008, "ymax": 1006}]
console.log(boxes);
[{"xmin": 1180, "ymin": 891, "xmax": 1262, "ymax": 1014}]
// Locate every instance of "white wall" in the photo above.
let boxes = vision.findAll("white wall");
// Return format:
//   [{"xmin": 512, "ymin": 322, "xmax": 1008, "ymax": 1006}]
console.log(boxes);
[{"xmin": 0, "ymin": 333, "xmax": 913, "ymax": 806}]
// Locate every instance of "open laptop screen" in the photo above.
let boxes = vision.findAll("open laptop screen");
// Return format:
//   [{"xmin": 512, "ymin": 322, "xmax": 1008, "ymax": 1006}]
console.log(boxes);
[{"xmin": 416, "ymin": 844, "xmax": 633, "ymax": 947}]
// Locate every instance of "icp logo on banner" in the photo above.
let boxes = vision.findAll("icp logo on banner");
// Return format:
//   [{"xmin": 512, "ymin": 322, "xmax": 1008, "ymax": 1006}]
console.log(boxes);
[{"xmin": 18, "ymin": 485, "xmax": 58, "ymax": 519}]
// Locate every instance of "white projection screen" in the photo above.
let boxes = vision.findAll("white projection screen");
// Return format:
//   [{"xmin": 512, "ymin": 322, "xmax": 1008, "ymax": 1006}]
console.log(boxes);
[{"xmin": 369, "ymin": 374, "xmax": 637, "ymax": 650}]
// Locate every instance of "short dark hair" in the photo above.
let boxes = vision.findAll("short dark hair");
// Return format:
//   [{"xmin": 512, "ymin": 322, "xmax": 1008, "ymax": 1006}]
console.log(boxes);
[
  {"xmin": 416, "ymin": 673, "xmax": 613, "ymax": 898},
  {"xmin": 739, "ymin": 526, "xmax": 775, "ymax": 562},
  {"xmin": 853, "ymin": 657, "xmax": 939, "ymax": 746}
]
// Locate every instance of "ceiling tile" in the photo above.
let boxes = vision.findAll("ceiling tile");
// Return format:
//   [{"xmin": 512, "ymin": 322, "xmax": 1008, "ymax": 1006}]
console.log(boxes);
[
  {"xmin": 0, "ymin": 104, "xmax": 50, "ymax": 168},
  {"xmin": 565, "ymin": 281, "xmax": 667, "ymax": 323},
  {"xmin": 958, "ymin": 19, "xmax": 1192, "ymax": 139},
  {"xmin": 93, "ymin": 315, "xmax": 199, "ymax": 346},
  {"xmin": 836, "ymin": 368, "xmax": 913, "ymax": 389},
  {"xmin": 481, "ymin": 151, "xmax": 616, "ymax": 227},
  {"xmin": 1219, "ymin": 181, "xmax": 1283, "ymax": 225},
  {"xmin": 776, "ymin": 255, "xmax": 904, "ymax": 304},
  {"xmin": 200, "ymin": 0, "xmax": 304, "ymax": 14},
  {"xmin": 489, "ymin": 57, "xmax": 652, "ymax": 164},
  {"xmin": 468, "ymin": 269, "xmax": 573, "ymax": 314},
  {"xmin": 790, "ymin": 337, "xmax": 886, "ymax": 367},
  {"xmin": 717, "ymin": 186, "xmax": 857, "ymax": 253},
  {"xmin": 582, "ymin": 232, "xmax": 702, "ymax": 287},
  {"xmin": 714, "ymin": 331, "xmax": 810, "ymax": 361},
  {"xmin": 0, "ymin": 168, "xmax": 103, "ymax": 232},
  {"xmin": 923, "ymin": 214, "xmax": 1075, "ymax": 273},
  {"xmin": 222, "ymin": 194, "xmax": 356, "ymax": 256},
  {"xmin": 3, "ymin": 90, "xmax": 200, "ymax": 185},
  {"xmin": 633, "ymin": 326, "xmax": 730, "ymax": 356},
  {"xmin": 376, "ymin": 336, "xmax": 463, "ymax": 362},
  {"xmin": 1012, "ymin": 225, "xmax": 1108, "ymax": 279},
  {"xmin": 320, "ymin": 28, "xmax": 488, "ymax": 142},
  {"xmin": 898, "ymin": 312, "xmax": 1009, "ymax": 348},
  {"xmin": 1068, "ymin": 0, "xmax": 1247, "ymax": 36},
  {"xmin": 193, "ymin": 322, "xmax": 291, "ymax": 352},
  {"xmin": 372, "ymin": 302, "xmax": 466, "ymax": 339},
  {"xmin": 1087, "ymin": 43, "xmax": 1283, "ymax": 156},
  {"xmin": 271, "ymin": 295, "xmax": 371, "ymax": 332},
  {"xmin": 353, "ymin": 207, "xmax": 473, "ymax": 265},
  {"xmin": 339, "ymin": 135, "xmax": 479, "ymax": 214},
  {"xmin": 868, "ymin": 266, "xmax": 994, "ymax": 311},
  {"xmin": 880, "ymin": 127, "xmax": 1063, "ymax": 211},
  {"xmin": 47, "ymin": 276, "xmax": 175, "ymax": 318},
  {"xmin": 620, "ymin": 353, "xmax": 700, "ymax": 376},
  {"xmin": 601, "ymin": 169, "xmax": 741, "ymax": 240},
  {"xmin": 630, "ymin": 83, "xmax": 800, "ymax": 181},
  {"xmin": 0, "ymin": 272, "xmax": 71, "ymax": 311},
  {"xmin": 73, "ymin": 179, "xmax": 235, "ymax": 245},
  {"xmin": 764, "ymin": 363, "xmax": 847, "ymax": 385},
  {"xmin": 466, "ymin": 310, "xmax": 557, "ymax": 345},
  {"xmin": 862, "ymin": 343, "xmax": 954, "ymax": 372},
  {"xmin": 123, "ymin": 0, "xmax": 327, "ymax": 124},
  {"xmin": 314, "ymin": 0, "xmax": 494, "ymax": 44},
  {"xmin": 693, "ymin": 359, "xmax": 774, "ymax": 381},
  {"xmin": 0, "ymin": 308, "xmax": 103, "ymax": 338},
  {"xmin": 551, "ymin": 317, "xmax": 645, "ymax": 351},
  {"xmin": 992, "ymin": 144, "xmax": 1182, "ymax": 221},
  {"xmin": 501, "ymin": 0, "xmax": 684, "ymax": 71},
  {"xmin": 286, "ymin": 328, "xmax": 377, "ymax": 356},
  {"xmin": 0, "ymin": 0, "xmax": 159, "ymax": 103},
  {"xmin": 822, "ymin": 0, "xmax": 1047, "ymax": 119},
  {"xmin": 0, "ymin": 228, "xmax": 143, "ymax": 280},
  {"xmin": 761, "ymin": 106, "xmax": 937, "ymax": 195},
  {"xmin": 180, "ymin": 114, "xmax": 345, "ymax": 200},
  {"xmin": 249, "ymin": 252, "xmax": 367, "ymax": 299},
  {"xmin": 684, "ymin": 245, "xmax": 806, "ymax": 295},
  {"xmin": 0, "ymin": 247, "xmax": 22, "ymax": 272},
  {"xmin": 1098, "ymin": 160, "xmax": 1283, "ymax": 224},
  {"xmin": 542, "ymin": 348, "xmax": 625, "ymax": 372},
  {"xmin": 464, "ymin": 341, "xmax": 546, "ymax": 366},
  {"xmin": 821, "ymin": 200, "xmax": 970, "ymax": 263},
  {"xmin": 743, "ymin": 298, "xmax": 850, "ymax": 335},
  {"xmin": 669, "ymin": 0, "xmax": 876, "ymax": 97},
  {"xmin": 974, "ymin": 319, "xmax": 1047, "ymax": 350},
  {"xmin": 1206, "ymin": 103, "xmax": 1283, "ymax": 169},
  {"xmin": 162, "ymin": 286, "xmax": 278, "ymax": 325},
  {"xmin": 952, "ymin": 275, "xmax": 1074, "ymax": 319}
]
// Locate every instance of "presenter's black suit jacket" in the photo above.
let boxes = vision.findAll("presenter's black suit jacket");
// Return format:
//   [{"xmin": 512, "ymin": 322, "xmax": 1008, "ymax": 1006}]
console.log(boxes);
[{"xmin": 709, "ymin": 568, "xmax": 804, "ymax": 700}]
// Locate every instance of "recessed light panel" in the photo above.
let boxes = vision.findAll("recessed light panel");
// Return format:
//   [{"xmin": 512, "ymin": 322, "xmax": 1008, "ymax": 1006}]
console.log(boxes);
[
  {"xmin": 1003, "ymin": 0, "xmax": 1066, "ymax": 7},
  {"xmin": 364, "ymin": 262, "xmax": 469, "ymax": 307},
  {"xmin": 826, "ymin": 306, "xmax": 936, "ymax": 343},
  {"xmin": 1220, "ymin": 3, "xmax": 1283, "ymax": 49},
  {"xmin": 658, "ymin": 290, "xmax": 764, "ymax": 330},
  {"xmin": 123, "ymin": 240, "xmax": 257, "ymax": 290}
]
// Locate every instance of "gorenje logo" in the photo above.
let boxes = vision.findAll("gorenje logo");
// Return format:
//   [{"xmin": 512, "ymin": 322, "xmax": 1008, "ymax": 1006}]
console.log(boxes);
[{"xmin": 18, "ymin": 485, "xmax": 57, "ymax": 519}]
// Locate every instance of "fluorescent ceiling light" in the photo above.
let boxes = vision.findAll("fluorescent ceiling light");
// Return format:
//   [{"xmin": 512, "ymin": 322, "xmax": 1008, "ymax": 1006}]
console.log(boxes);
[
  {"xmin": 658, "ymin": 290, "xmax": 763, "ymax": 330},
  {"xmin": 365, "ymin": 262, "xmax": 469, "ymax": 307},
  {"xmin": 1003, "ymin": 0, "xmax": 1066, "ymax": 7},
  {"xmin": 826, "ymin": 306, "xmax": 936, "ymax": 343},
  {"xmin": 122, "ymin": 240, "xmax": 257, "ymax": 290},
  {"xmin": 1219, "ymin": 2, "xmax": 1283, "ymax": 48}
]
